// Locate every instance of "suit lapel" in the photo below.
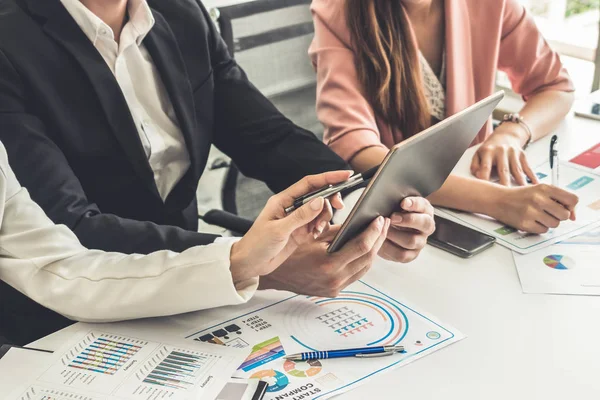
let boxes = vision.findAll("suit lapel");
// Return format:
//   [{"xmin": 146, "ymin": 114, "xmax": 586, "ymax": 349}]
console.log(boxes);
[
  {"xmin": 144, "ymin": 12, "xmax": 201, "ymax": 187},
  {"xmin": 445, "ymin": 0, "xmax": 476, "ymax": 119},
  {"xmin": 23, "ymin": 0, "xmax": 160, "ymax": 198}
]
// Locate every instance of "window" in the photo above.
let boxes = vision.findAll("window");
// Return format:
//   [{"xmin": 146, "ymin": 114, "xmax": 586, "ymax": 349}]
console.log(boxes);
[{"xmin": 498, "ymin": 0, "xmax": 600, "ymax": 97}]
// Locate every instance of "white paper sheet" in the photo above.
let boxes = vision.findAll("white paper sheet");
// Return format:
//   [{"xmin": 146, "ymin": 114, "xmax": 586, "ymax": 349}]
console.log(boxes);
[
  {"xmin": 182, "ymin": 280, "xmax": 464, "ymax": 400},
  {"xmin": 439, "ymin": 161, "xmax": 600, "ymax": 254},
  {"xmin": 513, "ymin": 226, "xmax": 600, "ymax": 295},
  {"xmin": 5, "ymin": 326, "xmax": 246, "ymax": 400},
  {"xmin": 0, "ymin": 348, "xmax": 55, "ymax": 396}
]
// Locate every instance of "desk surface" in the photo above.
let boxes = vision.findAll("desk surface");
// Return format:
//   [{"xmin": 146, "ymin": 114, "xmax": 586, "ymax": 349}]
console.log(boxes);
[{"xmin": 31, "ymin": 113, "xmax": 600, "ymax": 400}]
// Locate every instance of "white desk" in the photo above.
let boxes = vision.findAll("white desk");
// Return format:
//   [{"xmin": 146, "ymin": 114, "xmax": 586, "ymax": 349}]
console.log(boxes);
[{"xmin": 30, "ymin": 113, "xmax": 600, "ymax": 400}]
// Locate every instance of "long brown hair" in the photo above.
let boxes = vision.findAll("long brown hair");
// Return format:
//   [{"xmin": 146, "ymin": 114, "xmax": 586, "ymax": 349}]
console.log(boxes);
[{"xmin": 346, "ymin": 0, "xmax": 430, "ymax": 138}]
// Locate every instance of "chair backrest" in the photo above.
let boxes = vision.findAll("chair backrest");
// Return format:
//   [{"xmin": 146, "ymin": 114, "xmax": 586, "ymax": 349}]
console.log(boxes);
[
  {"xmin": 217, "ymin": 1, "xmax": 313, "ymax": 87},
  {"xmin": 211, "ymin": 0, "xmax": 320, "ymax": 220}
]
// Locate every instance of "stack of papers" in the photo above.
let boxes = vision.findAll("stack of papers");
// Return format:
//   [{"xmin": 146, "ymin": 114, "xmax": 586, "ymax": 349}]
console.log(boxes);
[
  {"xmin": 2, "ymin": 326, "xmax": 246, "ymax": 400},
  {"xmin": 1, "ymin": 280, "xmax": 464, "ymax": 399}
]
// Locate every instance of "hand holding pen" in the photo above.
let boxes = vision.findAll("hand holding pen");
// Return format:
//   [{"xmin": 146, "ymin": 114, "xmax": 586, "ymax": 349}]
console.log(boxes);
[{"xmin": 285, "ymin": 166, "xmax": 379, "ymax": 214}]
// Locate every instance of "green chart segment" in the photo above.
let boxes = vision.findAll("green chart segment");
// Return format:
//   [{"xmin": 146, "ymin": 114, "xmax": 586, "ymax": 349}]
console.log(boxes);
[{"xmin": 543, "ymin": 255, "xmax": 576, "ymax": 270}]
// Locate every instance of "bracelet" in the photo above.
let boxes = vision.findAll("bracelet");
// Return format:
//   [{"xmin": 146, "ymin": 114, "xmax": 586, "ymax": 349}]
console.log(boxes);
[{"xmin": 498, "ymin": 113, "xmax": 533, "ymax": 149}]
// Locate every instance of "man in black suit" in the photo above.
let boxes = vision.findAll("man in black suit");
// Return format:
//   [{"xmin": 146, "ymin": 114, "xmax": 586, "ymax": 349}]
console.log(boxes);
[{"xmin": 0, "ymin": 0, "xmax": 435, "ymax": 344}]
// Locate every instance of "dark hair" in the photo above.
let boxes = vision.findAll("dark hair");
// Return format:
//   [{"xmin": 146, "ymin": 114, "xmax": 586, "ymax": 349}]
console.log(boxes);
[{"xmin": 346, "ymin": 0, "xmax": 430, "ymax": 137}]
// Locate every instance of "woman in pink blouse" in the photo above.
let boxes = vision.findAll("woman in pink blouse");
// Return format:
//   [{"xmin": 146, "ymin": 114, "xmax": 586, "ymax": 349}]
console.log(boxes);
[{"xmin": 311, "ymin": 0, "xmax": 579, "ymax": 238}]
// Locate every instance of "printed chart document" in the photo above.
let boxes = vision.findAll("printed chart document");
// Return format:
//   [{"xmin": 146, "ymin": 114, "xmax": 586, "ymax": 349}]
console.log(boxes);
[
  {"xmin": 513, "ymin": 225, "xmax": 600, "ymax": 295},
  {"xmin": 184, "ymin": 280, "xmax": 464, "ymax": 400},
  {"xmin": 439, "ymin": 161, "xmax": 600, "ymax": 254},
  {"xmin": 6, "ymin": 326, "xmax": 246, "ymax": 400}
]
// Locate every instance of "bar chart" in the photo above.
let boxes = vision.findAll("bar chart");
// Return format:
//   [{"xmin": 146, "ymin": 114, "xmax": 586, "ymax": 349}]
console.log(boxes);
[
  {"xmin": 68, "ymin": 336, "xmax": 142, "ymax": 375},
  {"xmin": 140, "ymin": 349, "xmax": 208, "ymax": 390}
]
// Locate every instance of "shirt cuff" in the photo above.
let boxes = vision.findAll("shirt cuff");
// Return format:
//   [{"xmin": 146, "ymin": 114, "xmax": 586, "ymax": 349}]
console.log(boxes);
[{"xmin": 211, "ymin": 236, "xmax": 259, "ymax": 302}]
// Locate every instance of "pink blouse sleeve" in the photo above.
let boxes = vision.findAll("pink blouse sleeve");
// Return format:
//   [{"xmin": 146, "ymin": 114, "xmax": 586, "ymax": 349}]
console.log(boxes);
[
  {"xmin": 309, "ymin": 0, "xmax": 388, "ymax": 163},
  {"xmin": 498, "ymin": 0, "xmax": 575, "ymax": 100}
]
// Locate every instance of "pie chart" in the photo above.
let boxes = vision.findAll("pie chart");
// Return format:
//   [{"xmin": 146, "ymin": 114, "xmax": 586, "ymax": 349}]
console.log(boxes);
[{"xmin": 543, "ymin": 255, "xmax": 576, "ymax": 270}]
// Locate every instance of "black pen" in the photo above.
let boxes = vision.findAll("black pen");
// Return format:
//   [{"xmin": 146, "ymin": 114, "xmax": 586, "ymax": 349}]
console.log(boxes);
[{"xmin": 285, "ymin": 165, "xmax": 379, "ymax": 214}]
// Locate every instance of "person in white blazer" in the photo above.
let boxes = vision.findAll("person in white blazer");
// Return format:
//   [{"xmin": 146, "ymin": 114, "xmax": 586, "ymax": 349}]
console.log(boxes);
[{"xmin": 0, "ymin": 141, "xmax": 390, "ymax": 324}]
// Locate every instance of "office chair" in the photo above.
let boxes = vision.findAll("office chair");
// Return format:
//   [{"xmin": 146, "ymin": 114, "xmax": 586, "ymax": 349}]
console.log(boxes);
[{"xmin": 202, "ymin": 0, "xmax": 320, "ymax": 234}]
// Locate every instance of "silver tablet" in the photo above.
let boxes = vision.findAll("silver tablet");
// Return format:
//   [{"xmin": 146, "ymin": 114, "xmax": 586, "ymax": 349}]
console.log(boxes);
[{"xmin": 328, "ymin": 91, "xmax": 505, "ymax": 253}]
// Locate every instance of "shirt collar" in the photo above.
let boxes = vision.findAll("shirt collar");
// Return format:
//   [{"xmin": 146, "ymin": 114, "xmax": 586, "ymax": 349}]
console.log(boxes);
[{"xmin": 60, "ymin": 0, "xmax": 155, "ymax": 46}]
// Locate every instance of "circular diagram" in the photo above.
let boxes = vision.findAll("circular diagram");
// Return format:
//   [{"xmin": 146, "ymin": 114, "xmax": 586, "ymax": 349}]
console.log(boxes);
[
  {"xmin": 283, "ymin": 359, "xmax": 322, "ymax": 378},
  {"xmin": 250, "ymin": 369, "xmax": 289, "ymax": 392},
  {"xmin": 283, "ymin": 291, "xmax": 408, "ymax": 351},
  {"xmin": 426, "ymin": 331, "xmax": 441, "ymax": 340},
  {"xmin": 543, "ymin": 255, "xmax": 576, "ymax": 270}
]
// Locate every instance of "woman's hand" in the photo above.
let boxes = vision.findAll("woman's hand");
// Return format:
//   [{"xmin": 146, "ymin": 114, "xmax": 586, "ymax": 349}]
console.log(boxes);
[
  {"xmin": 471, "ymin": 128, "xmax": 538, "ymax": 187},
  {"xmin": 380, "ymin": 197, "xmax": 436, "ymax": 263},
  {"xmin": 494, "ymin": 184, "xmax": 579, "ymax": 233},
  {"xmin": 229, "ymin": 171, "xmax": 352, "ymax": 283}
]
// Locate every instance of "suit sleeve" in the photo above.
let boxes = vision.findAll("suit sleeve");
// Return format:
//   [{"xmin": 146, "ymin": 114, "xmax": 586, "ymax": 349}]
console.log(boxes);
[
  {"xmin": 498, "ymin": 0, "xmax": 574, "ymax": 100},
  {"xmin": 0, "ymin": 142, "xmax": 257, "ymax": 322},
  {"xmin": 196, "ymin": 2, "xmax": 350, "ymax": 193},
  {"xmin": 0, "ymin": 49, "xmax": 218, "ymax": 255}
]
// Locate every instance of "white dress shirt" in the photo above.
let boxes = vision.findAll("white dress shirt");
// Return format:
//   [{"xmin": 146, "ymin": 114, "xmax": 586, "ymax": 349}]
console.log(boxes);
[
  {"xmin": 60, "ymin": 0, "xmax": 190, "ymax": 201},
  {"xmin": 0, "ymin": 142, "xmax": 257, "ymax": 322}
]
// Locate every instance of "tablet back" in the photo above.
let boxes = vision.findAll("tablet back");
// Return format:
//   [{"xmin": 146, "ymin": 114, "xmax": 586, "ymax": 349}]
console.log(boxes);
[{"xmin": 329, "ymin": 91, "xmax": 504, "ymax": 253}]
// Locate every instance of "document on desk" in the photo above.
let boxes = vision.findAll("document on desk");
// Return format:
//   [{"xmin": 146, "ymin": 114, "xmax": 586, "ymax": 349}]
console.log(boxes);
[
  {"xmin": 0, "ymin": 347, "xmax": 55, "ymax": 396},
  {"xmin": 438, "ymin": 161, "xmax": 600, "ymax": 254},
  {"xmin": 513, "ymin": 225, "xmax": 600, "ymax": 295},
  {"xmin": 5, "ymin": 326, "xmax": 246, "ymax": 400},
  {"xmin": 182, "ymin": 280, "xmax": 464, "ymax": 400}
]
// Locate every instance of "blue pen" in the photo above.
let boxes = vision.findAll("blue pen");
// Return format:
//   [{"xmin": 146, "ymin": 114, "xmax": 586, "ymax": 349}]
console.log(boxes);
[{"xmin": 284, "ymin": 345, "xmax": 404, "ymax": 361}]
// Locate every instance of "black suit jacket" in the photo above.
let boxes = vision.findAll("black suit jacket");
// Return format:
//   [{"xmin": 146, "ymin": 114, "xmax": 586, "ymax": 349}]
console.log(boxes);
[{"xmin": 0, "ymin": 0, "xmax": 348, "ymax": 344}]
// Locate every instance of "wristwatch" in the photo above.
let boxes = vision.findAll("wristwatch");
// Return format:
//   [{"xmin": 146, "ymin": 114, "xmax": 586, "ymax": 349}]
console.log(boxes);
[{"xmin": 499, "ymin": 113, "xmax": 533, "ymax": 149}]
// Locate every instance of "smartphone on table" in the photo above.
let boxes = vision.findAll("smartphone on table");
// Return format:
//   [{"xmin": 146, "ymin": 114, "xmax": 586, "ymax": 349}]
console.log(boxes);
[{"xmin": 427, "ymin": 215, "xmax": 496, "ymax": 258}]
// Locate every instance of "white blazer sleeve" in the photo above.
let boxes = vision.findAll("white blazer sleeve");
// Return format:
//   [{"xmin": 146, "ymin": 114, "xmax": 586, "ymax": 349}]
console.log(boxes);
[{"xmin": 0, "ymin": 143, "xmax": 258, "ymax": 323}]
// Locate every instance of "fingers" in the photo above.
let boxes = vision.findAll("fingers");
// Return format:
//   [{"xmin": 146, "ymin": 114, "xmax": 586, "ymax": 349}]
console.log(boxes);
[
  {"xmin": 329, "ymin": 192, "xmax": 344, "ymax": 210},
  {"xmin": 523, "ymin": 220, "xmax": 552, "ymax": 235},
  {"xmin": 539, "ymin": 196, "xmax": 571, "ymax": 221},
  {"xmin": 536, "ymin": 209, "xmax": 561, "ymax": 231},
  {"xmin": 277, "ymin": 170, "xmax": 353, "ymax": 206},
  {"xmin": 334, "ymin": 216, "xmax": 386, "ymax": 265},
  {"xmin": 342, "ymin": 220, "xmax": 389, "ymax": 277},
  {"xmin": 474, "ymin": 147, "xmax": 494, "ymax": 181},
  {"xmin": 401, "ymin": 197, "xmax": 434, "ymax": 216},
  {"xmin": 313, "ymin": 198, "xmax": 333, "ymax": 239},
  {"xmin": 379, "ymin": 240, "xmax": 420, "ymax": 263},
  {"xmin": 497, "ymin": 151, "xmax": 511, "ymax": 187},
  {"xmin": 385, "ymin": 226, "xmax": 428, "ymax": 250},
  {"xmin": 319, "ymin": 219, "xmax": 389, "ymax": 298},
  {"xmin": 391, "ymin": 212, "xmax": 435, "ymax": 235},
  {"xmin": 544, "ymin": 185, "xmax": 579, "ymax": 211},
  {"xmin": 277, "ymin": 196, "xmax": 325, "ymax": 237},
  {"xmin": 470, "ymin": 152, "xmax": 481, "ymax": 176},
  {"xmin": 520, "ymin": 153, "xmax": 538, "ymax": 184},
  {"xmin": 508, "ymin": 149, "xmax": 527, "ymax": 186},
  {"xmin": 319, "ymin": 224, "xmax": 342, "ymax": 242}
]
